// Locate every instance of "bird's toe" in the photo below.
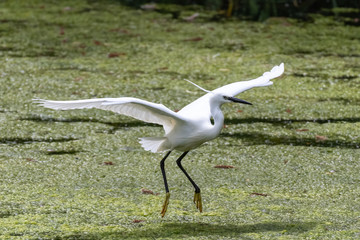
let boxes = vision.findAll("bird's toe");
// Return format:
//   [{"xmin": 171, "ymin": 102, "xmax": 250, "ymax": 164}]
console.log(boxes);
[
  {"xmin": 193, "ymin": 192, "xmax": 203, "ymax": 213},
  {"xmin": 161, "ymin": 192, "xmax": 170, "ymax": 217}
]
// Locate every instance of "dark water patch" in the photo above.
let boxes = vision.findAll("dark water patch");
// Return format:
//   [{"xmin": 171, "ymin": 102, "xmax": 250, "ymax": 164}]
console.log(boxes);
[
  {"xmin": 222, "ymin": 132, "xmax": 359, "ymax": 149},
  {"xmin": 43, "ymin": 149, "xmax": 83, "ymax": 155},
  {"xmin": 344, "ymin": 20, "xmax": 360, "ymax": 27},
  {"xmin": 285, "ymin": 50, "xmax": 360, "ymax": 58},
  {"xmin": 202, "ymin": 42, "xmax": 247, "ymax": 51},
  {"xmin": 318, "ymin": 53, "xmax": 360, "ymax": 58},
  {"xmin": 20, "ymin": 114, "xmax": 160, "ymax": 134},
  {"xmin": 0, "ymin": 19, "xmax": 28, "ymax": 29},
  {"xmin": 0, "ymin": 46, "xmax": 15, "ymax": 51},
  {"xmin": 105, "ymin": 122, "xmax": 161, "ymax": 134},
  {"xmin": 0, "ymin": 211, "xmax": 13, "ymax": 218},
  {"xmin": 318, "ymin": 97, "xmax": 360, "ymax": 104},
  {"xmin": 160, "ymin": 221, "xmax": 316, "ymax": 235},
  {"xmin": 149, "ymin": 87, "xmax": 165, "ymax": 91},
  {"xmin": 8, "ymin": 49, "xmax": 59, "ymax": 58},
  {"xmin": 46, "ymin": 66, "xmax": 98, "ymax": 73},
  {"xmin": 287, "ymin": 49, "xmax": 315, "ymax": 55},
  {"xmin": 21, "ymin": 114, "xmax": 157, "ymax": 126},
  {"xmin": 0, "ymin": 137, "xmax": 78, "ymax": 145},
  {"xmin": 334, "ymin": 75, "xmax": 358, "ymax": 81},
  {"xmin": 293, "ymin": 72, "xmax": 358, "ymax": 81},
  {"xmin": 9, "ymin": 233, "xmax": 24, "ymax": 237},
  {"xmin": 0, "ymin": 109, "xmax": 16, "ymax": 113},
  {"xmin": 0, "ymin": 19, "xmax": 26, "ymax": 23},
  {"xmin": 226, "ymin": 117, "xmax": 360, "ymax": 126},
  {"xmin": 51, "ymin": 221, "xmax": 315, "ymax": 239},
  {"xmin": 293, "ymin": 72, "xmax": 323, "ymax": 78}
]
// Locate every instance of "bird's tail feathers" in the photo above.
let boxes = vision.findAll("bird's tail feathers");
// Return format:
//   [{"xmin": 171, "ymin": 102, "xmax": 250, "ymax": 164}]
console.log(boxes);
[{"xmin": 139, "ymin": 137, "xmax": 169, "ymax": 153}]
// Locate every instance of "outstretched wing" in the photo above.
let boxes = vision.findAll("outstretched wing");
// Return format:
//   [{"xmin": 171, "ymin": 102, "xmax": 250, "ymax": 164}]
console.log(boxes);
[
  {"xmin": 34, "ymin": 97, "xmax": 185, "ymax": 134},
  {"xmin": 178, "ymin": 63, "xmax": 284, "ymax": 119},
  {"xmin": 213, "ymin": 63, "xmax": 284, "ymax": 96}
]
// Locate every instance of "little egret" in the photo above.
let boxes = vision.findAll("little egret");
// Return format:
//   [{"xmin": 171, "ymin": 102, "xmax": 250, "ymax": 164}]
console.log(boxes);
[{"xmin": 34, "ymin": 63, "xmax": 284, "ymax": 217}]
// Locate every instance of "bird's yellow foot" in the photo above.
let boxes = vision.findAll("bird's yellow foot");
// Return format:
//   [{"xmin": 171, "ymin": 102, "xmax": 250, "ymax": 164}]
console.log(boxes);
[
  {"xmin": 161, "ymin": 192, "xmax": 170, "ymax": 217},
  {"xmin": 194, "ymin": 192, "xmax": 202, "ymax": 212}
]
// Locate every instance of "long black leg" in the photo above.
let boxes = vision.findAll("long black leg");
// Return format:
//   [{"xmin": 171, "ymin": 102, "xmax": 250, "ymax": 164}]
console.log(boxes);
[
  {"xmin": 160, "ymin": 151, "xmax": 171, "ymax": 217},
  {"xmin": 176, "ymin": 151, "xmax": 200, "ymax": 193},
  {"xmin": 160, "ymin": 151, "xmax": 172, "ymax": 193},
  {"xmin": 176, "ymin": 151, "xmax": 203, "ymax": 212}
]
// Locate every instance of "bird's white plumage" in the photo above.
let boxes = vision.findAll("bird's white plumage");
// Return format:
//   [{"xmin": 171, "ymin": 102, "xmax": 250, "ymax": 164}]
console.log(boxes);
[
  {"xmin": 213, "ymin": 63, "xmax": 284, "ymax": 96},
  {"xmin": 178, "ymin": 63, "xmax": 284, "ymax": 122},
  {"xmin": 34, "ymin": 97, "xmax": 186, "ymax": 135},
  {"xmin": 34, "ymin": 63, "xmax": 284, "ymax": 153}
]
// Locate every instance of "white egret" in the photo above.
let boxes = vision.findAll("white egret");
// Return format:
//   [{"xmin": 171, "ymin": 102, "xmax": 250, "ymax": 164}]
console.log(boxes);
[{"xmin": 34, "ymin": 63, "xmax": 284, "ymax": 217}]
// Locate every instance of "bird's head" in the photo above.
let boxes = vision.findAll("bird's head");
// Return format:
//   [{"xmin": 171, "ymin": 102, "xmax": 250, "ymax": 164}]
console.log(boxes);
[
  {"xmin": 184, "ymin": 79, "xmax": 252, "ymax": 106},
  {"xmin": 222, "ymin": 95, "xmax": 252, "ymax": 105},
  {"xmin": 211, "ymin": 93, "xmax": 252, "ymax": 106}
]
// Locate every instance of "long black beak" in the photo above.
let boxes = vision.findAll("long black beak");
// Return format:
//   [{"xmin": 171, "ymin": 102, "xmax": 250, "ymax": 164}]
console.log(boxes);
[{"xmin": 225, "ymin": 96, "xmax": 252, "ymax": 105}]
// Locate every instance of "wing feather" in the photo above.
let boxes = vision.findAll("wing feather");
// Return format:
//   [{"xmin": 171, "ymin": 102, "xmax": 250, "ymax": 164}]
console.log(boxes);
[
  {"xmin": 213, "ymin": 63, "xmax": 284, "ymax": 96},
  {"xmin": 34, "ymin": 98, "xmax": 184, "ymax": 134},
  {"xmin": 178, "ymin": 63, "xmax": 284, "ymax": 119}
]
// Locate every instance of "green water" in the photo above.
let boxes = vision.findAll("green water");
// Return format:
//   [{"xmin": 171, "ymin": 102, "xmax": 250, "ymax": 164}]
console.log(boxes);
[{"xmin": 0, "ymin": 1, "xmax": 360, "ymax": 239}]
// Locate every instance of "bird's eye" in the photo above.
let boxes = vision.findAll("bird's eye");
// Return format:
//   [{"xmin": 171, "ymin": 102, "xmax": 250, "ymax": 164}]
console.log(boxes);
[{"xmin": 223, "ymin": 96, "xmax": 229, "ymax": 100}]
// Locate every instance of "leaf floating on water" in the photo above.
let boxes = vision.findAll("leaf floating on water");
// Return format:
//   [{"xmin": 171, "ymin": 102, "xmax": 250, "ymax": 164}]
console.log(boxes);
[
  {"xmin": 133, "ymin": 219, "xmax": 145, "ymax": 223},
  {"xmin": 103, "ymin": 161, "xmax": 114, "ymax": 165},
  {"xmin": 141, "ymin": 188, "xmax": 158, "ymax": 195},
  {"xmin": 25, "ymin": 158, "xmax": 36, "ymax": 162},
  {"xmin": 94, "ymin": 40, "xmax": 102, "ymax": 46},
  {"xmin": 286, "ymin": 108, "xmax": 292, "ymax": 113},
  {"xmin": 250, "ymin": 192, "xmax": 268, "ymax": 197},
  {"xmin": 157, "ymin": 67, "xmax": 168, "ymax": 72},
  {"xmin": 141, "ymin": 188, "xmax": 154, "ymax": 194},
  {"xmin": 214, "ymin": 165, "xmax": 234, "ymax": 169},
  {"xmin": 184, "ymin": 37, "xmax": 203, "ymax": 42},
  {"xmin": 108, "ymin": 52, "xmax": 126, "ymax": 58},
  {"xmin": 296, "ymin": 129, "xmax": 309, "ymax": 132}
]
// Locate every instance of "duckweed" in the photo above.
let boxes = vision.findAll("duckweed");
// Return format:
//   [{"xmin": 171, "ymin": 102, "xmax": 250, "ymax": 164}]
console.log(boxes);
[{"xmin": 0, "ymin": 1, "xmax": 360, "ymax": 239}]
